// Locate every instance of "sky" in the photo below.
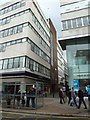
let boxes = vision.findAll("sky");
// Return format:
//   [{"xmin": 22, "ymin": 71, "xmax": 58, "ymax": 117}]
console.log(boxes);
[{"xmin": 0, "ymin": 0, "xmax": 61, "ymax": 38}]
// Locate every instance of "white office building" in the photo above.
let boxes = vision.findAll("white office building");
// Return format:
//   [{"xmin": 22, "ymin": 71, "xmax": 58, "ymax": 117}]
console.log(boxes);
[
  {"xmin": 0, "ymin": 0, "xmax": 51, "ymax": 92},
  {"xmin": 59, "ymin": 0, "xmax": 90, "ymax": 89}
]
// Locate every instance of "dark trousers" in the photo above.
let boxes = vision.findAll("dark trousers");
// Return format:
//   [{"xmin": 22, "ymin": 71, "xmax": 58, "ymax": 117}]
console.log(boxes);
[
  {"xmin": 73, "ymin": 97, "xmax": 77, "ymax": 107},
  {"xmin": 26, "ymin": 98, "xmax": 30, "ymax": 107},
  {"xmin": 60, "ymin": 98, "xmax": 63, "ymax": 104},
  {"xmin": 31, "ymin": 98, "xmax": 35, "ymax": 108},
  {"xmin": 78, "ymin": 98, "xmax": 87, "ymax": 109}
]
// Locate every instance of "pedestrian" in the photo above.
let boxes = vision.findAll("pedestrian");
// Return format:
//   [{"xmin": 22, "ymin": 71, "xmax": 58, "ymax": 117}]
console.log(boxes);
[
  {"xmin": 26, "ymin": 90, "xmax": 30, "ymax": 107},
  {"xmin": 59, "ymin": 88, "xmax": 65, "ymax": 104},
  {"xmin": 70, "ymin": 87, "xmax": 77, "ymax": 107},
  {"xmin": 21, "ymin": 93, "xmax": 25, "ymax": 107},
  {"xmin": 6, "ymin": 90, "xmax": 12, "ymax": 108},
  {"xmin": 30, "ymin": 87, "xmax": 36, "ymax": 109},
  {"xmin": 78, "ymin": 87, "xmax": 87, "ymax": 109},
  {"xmin": 67, "ymin": 89, "xmax": 71, "ymax": 105},
  {"xmin": 16, "ymin": 89, "xmax": 21, "ymax": 108}
]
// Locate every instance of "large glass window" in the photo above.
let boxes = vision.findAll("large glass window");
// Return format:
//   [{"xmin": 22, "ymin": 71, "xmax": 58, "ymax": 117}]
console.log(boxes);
[
  {"xmin": 26, "ymin": 57, "xmax": 30, "ymax": 68},
  {"xmin": 17, "ymin": 25, "xmax": 23, "ymax": 33},
  {"xmin": 13, "ymin": 57, "xmax": 19, "ymax": 68},
  {"xmin": 83, "ymin": 17, "xmax": 88, "ymax": 26},
  {"xmin": 8, "ymin": 58, "xmax": 13, "ymax": 69},
  {"xmin": 0, "ymin": 60, "xmax": 3, "ymax": 69},
  {"xmin": 62, "ymin": 21, "xmax": 67, "ymax": 30},
  {"xmin": 77, "ymin": 18, "xmax": 82, "ymax": 27},
  {"xmin": 30, "ymin": 59, "xmax": 34, "ymax": 70},
  {"xmin": 88, "ymin": 16, "xmax": 90, "ymax": 25},
  {"xmin": 20, "ymin": 57, "xmax": 25, "ymax": 67},
  {"xmin": 35, "ymin": 62, "xmax": 38, "ymax": 72},
  {"xmin": 3, "ymin": 59, "xmax": 8, "ymax": 69},
  {"xmin": 67, "ymin": 20, "xmax": 72, "ymax": 29},
  {"xmin": 72, "ymin": 19, "xmax": 77, "ymax": 28}
]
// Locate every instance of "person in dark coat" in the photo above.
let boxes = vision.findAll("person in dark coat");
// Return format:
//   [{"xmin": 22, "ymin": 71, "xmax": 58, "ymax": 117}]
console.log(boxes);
[
  {"xmin": 78, "ymin": 87, "xmax": 87, "ymax": 109},
  {"xmin": 59, "ymin": 88, "xmax": 65, "ymax": 104},
  {"xmin": 30, "ymin": 87, "xmax": 36, "ymax": 108},
  {"xmin": 67, "ymin": 89, "xmax": 71, "ymax": 105},
  {"xmin": 26, "ymin": 90, "xmax": 30, "ymax": 107}
]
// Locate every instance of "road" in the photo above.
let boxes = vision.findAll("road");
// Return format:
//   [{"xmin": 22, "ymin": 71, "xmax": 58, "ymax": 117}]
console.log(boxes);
[{"xmin": 2, "ymin": 111, "xmax": 90, "ymax": 120}]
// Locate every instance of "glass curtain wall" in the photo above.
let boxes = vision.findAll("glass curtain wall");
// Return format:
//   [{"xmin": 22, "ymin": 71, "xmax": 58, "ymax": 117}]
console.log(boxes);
[{"xmin": 66, "ymin": 39, "xmax": 90, "ymax": 88}]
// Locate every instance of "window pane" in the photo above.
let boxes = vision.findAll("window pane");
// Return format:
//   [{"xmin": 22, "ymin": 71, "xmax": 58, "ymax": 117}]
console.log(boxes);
[
  {"xmin": 8, "ymin": 58, "xmax": 13, "ymax": 69},
  {"xmin": 67, "ymin": 20, "xmax": 72, "ymax": 29},
  {"xmin": 20, "ymin": 57, "xmax": 25, "ymax": 67},
  {"xmin": 17, "ymin": 25, "xmax": 23, "ymax": 32},
  {"xmin": 88, "ymin": 16, "xmax": 90, "ymax": 25},
  {"xmin": 26, "ymin": 57, "xmax": 30, "ymax": 68},
  {"xmin": 82, "ymin": 17, "xmax": 88, "ymax": 26},
  {"xmin": 3, "ymin": 59, "xmax": 8, "ymax": 69},
  {"xmin": 72, "ymin": 19, "xmax": 77, "ymax": 28},
  {"xmin": 0, "ymin": 60, "xmax": 3, "ymax": 69},
  {"xmin": 13, "ymin": 57, "xmax": 19, "ymax": 68},
  {"xmin": 62, "ymin": 21, "xmax": 67, "ymax": 30},
  {"xmin": 77, "ymin": 18, "xmax": 82, "ymax": 27},
  {"xmin": 30, "ymin": 59, "xmax": 33, "ymax": 70}
]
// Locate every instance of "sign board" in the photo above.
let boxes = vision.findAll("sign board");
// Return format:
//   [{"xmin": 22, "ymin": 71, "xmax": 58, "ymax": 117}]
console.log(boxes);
[{"xmin": 73, "ymin": 79, "xmax": 79, "ymax": 91}]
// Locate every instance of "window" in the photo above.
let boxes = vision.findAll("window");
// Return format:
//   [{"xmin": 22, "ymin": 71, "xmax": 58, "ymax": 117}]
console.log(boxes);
[
  {"xmin": 72, "ymin": 19, "xmax": 77, "ymax": 28},
  {"xmin": 20, "ymin": 1, "xmax": 26, "ymax": 7},
  {"xmin": 0, "ymin": 20, "xmax": 2, "ymax": 25},
  {"xmin": 10, "ymin": 40, "xmax": 16, "ymax": 45},
  {"xmin": 22, "ymin": 38, "xmax": 27, "ymax": 42},
  {"xmin": 67, "ymin": 20, "xmax": 72, "ymax": 29},
  {"xmin": 77, "ymin": 18, "xmax": 82, "ymax": 27},
  {"xmin": 88, "ymin": 16, "xmax": 90, "ymax": 25},
  {"xmin": 35, "ymin": 63, "xmax": 38, "ymax": 72},
  {"xmin": 16, "ymin": 2, "xmax": 21, "ymax": 8},
  {"xmin": 12, "ymin": 4, "xmax": 17, "ymax": 10},
  {"xmin": 3, "ymin": 59, "xmax": 8, "ymax": 69},
  {"xmin": 8, "ymin": 6, "xmax": 13, "ymax": 12},
  {"xmin": 83, "ymin": 17, "xmax": 88, "ymax": 26},
  {"xmin": 26, "ymin": 57, "xmax": 30, "ymax": 68},
  {"xmin": 13, "ymin": 57, "xmax": 19, "ymax": 68},
  {"xmin": 3, "ymin": 30, "xmax": 8, "ymax": 37},
  {"xmin": 13, "ymin": 27, "xmax": 18, "ymax": 34},
  {"xmin": 20, "ymin": 57, "xmax": 25, "ymax": 67},
  {"xmin": 30, "ymin": 59, "xmax": 34, "ymax": 71},
  {"xmin": 0, "ymin": 60, "xmax": 3, "ymax": 69},
  {"xmin": 8, "ymin": 58, "xmax": 13, "ymax": 69},
  {"xmin": 6, "ymin": 17, "xmax": 11, "ymax": 23},
  {"xmin": 62, "ymin": 21, "xmax": 67, "ymax": 30},
  {"xmin": 17, "ymin": 25, "xmax": 23, "ymax": 33},
  {"xmin": 8, "ymin": 28, "xmax": 13, "ymax": 35}
]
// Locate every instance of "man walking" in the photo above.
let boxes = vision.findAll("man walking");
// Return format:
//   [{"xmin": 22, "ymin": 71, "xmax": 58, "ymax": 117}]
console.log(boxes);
[
  {"xmin": 71, "ymin": 87, "xmax": 77, "ymax": 107},
  {"xmin": 78, "ymin": 87, "xmax": 87, "ymax": 109}
]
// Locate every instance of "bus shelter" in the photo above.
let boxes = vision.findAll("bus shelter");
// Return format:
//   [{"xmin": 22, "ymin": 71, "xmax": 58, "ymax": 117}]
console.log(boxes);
[{"xmin": 1, "ymin": 82, "xmax": 44, "ymax": 109}]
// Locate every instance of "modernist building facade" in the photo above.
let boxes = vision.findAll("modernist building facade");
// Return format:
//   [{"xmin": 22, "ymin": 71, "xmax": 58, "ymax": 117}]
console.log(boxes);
[
  {"xmin": 59, "ymin": 0, "xmax": 90, "ymax": 89},
  {"xmin": 0, "ymin": 0, "xmax": 51, "ymax": 92}
]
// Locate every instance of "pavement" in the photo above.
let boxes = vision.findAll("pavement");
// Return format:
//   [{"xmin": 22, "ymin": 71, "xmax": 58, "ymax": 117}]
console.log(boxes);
[{"xmin": 1, "ymin": 96, "xmax": 90, "ymax": 118}]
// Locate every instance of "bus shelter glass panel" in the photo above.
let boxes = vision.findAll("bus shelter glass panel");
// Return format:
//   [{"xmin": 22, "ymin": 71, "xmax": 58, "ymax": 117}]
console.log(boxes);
[
  {"xmin": 36, "ymin": 82, "xmax": 44, "ymax": 108},
  {"xmin": 2, "ymin": 82, "xmax": 44, "ymax": 109}
]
